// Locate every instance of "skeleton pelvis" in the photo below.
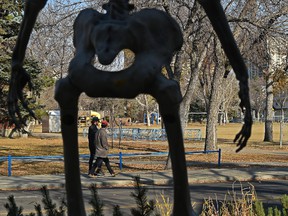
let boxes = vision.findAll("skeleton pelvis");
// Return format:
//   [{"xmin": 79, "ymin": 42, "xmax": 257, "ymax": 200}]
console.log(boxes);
[{"xmin": 91, "ymin": 23, "xmax": 134, "ymax": 65}]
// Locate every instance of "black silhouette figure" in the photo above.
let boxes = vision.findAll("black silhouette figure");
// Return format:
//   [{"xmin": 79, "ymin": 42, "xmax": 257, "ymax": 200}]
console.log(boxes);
[{"xmin": 8, "ymin": 0, "xmax": 252, "ymax": 215}]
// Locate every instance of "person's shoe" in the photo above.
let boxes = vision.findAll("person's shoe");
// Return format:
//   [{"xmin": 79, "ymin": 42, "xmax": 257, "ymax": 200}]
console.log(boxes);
[
  {"xmin": 110, "ymin": 173, "xmax": 116, "ymax": 177},
  {"xmin": 95, "ymin": 172, "xmax": 105, "ymax": 177},
  {"xmin": 88, "ymin": 173, "xmax": 97, "ymax": 178},
  {"xmin": 95, "ymin": 169, "xmax": 105, "ymax": 176}
]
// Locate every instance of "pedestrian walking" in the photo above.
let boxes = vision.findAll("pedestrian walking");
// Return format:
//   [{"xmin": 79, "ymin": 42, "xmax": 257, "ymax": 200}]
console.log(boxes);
[
  {"xmin": 88, "ymin": 117, "xmax": 99, "ymax": 174},
  {"xmin": 89, "ymin": 120, "xmax": 115, "ymax": 177}
]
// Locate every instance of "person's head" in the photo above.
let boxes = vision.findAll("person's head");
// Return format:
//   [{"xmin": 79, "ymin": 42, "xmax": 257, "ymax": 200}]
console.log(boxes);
[
  {"xmin": 91, "ymin": 117, "xmax": 99, "ymax": 124},
  {"xmin": 101, "ymin": 120, "xmax": 109, "ymax": 128}
]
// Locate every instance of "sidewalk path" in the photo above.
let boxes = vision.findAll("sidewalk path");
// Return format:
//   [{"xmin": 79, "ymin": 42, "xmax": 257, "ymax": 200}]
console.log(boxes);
[{"xmin": 1, "ymin": 167, "xmax": 288, "ymax": 191}]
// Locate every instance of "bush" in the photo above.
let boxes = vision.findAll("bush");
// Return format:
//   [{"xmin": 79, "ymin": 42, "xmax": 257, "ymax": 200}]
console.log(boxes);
[
  {"xmin": 200, "ymin": 182, "xmax": 288, "ymax": 216},
  {"xmin": 3, "ymin": 180, "xmax": 288, "ymax": 216}
]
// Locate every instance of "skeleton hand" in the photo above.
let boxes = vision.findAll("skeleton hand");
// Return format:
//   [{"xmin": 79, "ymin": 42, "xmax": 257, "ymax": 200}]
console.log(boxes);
[
  {"xmin": 234, "ymin": 104, "xmax": 252, "ymax": 152},
  {"xmin": 8, "ymin": 65, "xmax": 36, "ymax": 129},
  {"xmin": 8, "ymin": 0, "xmax": 48, "ymax": 129}
]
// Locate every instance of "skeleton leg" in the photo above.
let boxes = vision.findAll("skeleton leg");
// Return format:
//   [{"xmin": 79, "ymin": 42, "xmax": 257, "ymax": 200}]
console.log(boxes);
[
  {"xmin": 150, "ymin": 75, "xmax": 195, "ymax": 216},
  {"xmin": 198, "ymin": 0, "xmax": 252, "ymax": 151},
  {"xmin": 54, "ymin": 77, "xmax": 86, "ymax": 216}
]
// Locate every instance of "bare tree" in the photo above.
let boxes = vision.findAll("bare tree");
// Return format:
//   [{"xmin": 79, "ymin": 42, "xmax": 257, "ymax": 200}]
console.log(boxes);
[
  {"xmin": 27, "ymin": 1, "xmax": 82, "ymax": 79},
  {"xmin": 249, "ymin": 77, "xmax": 266, "ymax": 121},
  {"xmin": 219, "ymin": 73, "xmax": 239, "ymax": 124},
  {"xmin": 272, "ymin": 40, "xmax": 288, "ymax": 146},
  {"xmin": 24, "ymin": 0, "xmax": 288, "ymax": 157},
  {"xmin": 238, "ymin": 1, "xmax": 287, "ymax": 142},
  {"xmin": 199, "ymin": 36, "xmax": 228, "ymax": 150},
  {"xmin": 135, "ymin": 94, "xmax": 158, "ymax": 126}
]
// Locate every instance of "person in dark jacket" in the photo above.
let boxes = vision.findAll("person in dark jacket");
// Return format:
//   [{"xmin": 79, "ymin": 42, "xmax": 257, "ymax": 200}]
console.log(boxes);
[
  {"xmin": 90, "ymin": 120, "xmax": 115, "ymax": 177},
  {"xmin": 88, "ymin": 117, "xmax": 99, "ymax": 174}
]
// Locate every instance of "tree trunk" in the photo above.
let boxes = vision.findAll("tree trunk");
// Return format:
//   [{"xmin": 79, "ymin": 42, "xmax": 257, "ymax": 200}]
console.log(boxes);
[
  {"xmin": 204, "ymin": 41, "xmax": 225, "ymax": 151},
  {"xmin": 256, "ymin": 110, "xmax": 260, "ymax": 122},
  {"xmin": 225, "ymin": 110, "xmax": 229, "ymax": 123},
  {"xmin": 204, "ymin": 71, "xmax": 223, "ymax": 151},
  {"xmin": 280, "ymin": 108, "xmax": 284, "ymax": 148},
  {"xmin": 164, "ymin": 152, "xmax": 172, "ymax": 169},
  {"xmin": 264, "ymin": 72, "xmax": 273, "ymax": 142},
  {"xmin": 144, "ymin": 95, "xmax": 151, "ymax": 127},
  {"xmin": 205, "ymin": 105, "xmax": 218, "ymax": 151},
  {"xmin": 179, "ymin": 43, "xmax": 210, "ymax": 132},
  {"xmin": 110, "ymin": 103, "xmax": 115, "ymax": 149},
  {"xmin": 264, "ymin": 120, "xmax": 273, "ymax": 141}
]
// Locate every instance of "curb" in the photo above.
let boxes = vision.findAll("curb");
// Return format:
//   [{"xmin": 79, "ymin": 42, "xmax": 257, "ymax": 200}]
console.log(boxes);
[{"xmin": 1, "ymin": 167, "xmax": 288, "ymax": 191}]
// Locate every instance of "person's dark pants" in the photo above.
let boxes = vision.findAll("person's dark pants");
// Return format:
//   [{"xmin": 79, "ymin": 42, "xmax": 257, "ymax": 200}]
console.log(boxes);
[
  {"xmin": 92, "ymin": 157, "xmax": 114, "ymax": 175},
  {"xmin": 88, "ymin": 145, "xmax": 95, "ymax": 172}
]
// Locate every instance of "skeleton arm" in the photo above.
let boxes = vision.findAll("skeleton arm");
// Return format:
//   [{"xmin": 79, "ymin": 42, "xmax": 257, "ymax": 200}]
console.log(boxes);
[
  {"xmin": 9, "ymin": 0, "xmax": 47, "ymax": 128},
  {"xmin": 198, "ymin": 0, "xmax": 252, "ymax": 152}
]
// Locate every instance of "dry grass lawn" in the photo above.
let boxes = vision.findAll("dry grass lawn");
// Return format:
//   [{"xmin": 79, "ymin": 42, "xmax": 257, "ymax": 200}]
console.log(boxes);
[{"xmin": 0, "ymin": 122, "xmax": 287, "ymax": 176}]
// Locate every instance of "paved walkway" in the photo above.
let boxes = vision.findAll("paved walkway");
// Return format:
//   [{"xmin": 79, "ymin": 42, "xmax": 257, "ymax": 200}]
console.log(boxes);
[
  {"xmin": 2, "ymin": 132, "xmax": 288, "ymax": 190},
  {"xmin": 1, "ymin": 166, "xmax": 288, "ymax": 191}
]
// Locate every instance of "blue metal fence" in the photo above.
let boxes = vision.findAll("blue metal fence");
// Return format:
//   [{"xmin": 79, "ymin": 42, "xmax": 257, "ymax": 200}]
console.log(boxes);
[
  {"xmin": 104, "ymin": 128, "xmax": 202, "ymax": 141},
  {"xmin": 0, "ymin": 149, "xmax": 221, "ymax": 176}
]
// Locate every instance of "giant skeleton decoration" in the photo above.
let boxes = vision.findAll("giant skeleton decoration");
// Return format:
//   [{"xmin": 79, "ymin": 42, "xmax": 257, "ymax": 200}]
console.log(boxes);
[{"xmin": 9, "ymin": 0, "xmax": 252, "ymax": 215}]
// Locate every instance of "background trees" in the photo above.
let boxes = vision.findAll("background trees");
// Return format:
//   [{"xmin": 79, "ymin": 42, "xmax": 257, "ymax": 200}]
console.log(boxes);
[
  {"xmin": 0, "ymin": 1, "xmax": 49, "ymax": 131},
  {"xmin": 3, "ymin": 0, "xmax": 288, "ymax": 147},
  {"xmin": 230, "ymin": 0, "xmax": 288, "ymax": 142},
  {"xmin": 0, "ymin": 1, "xmax": 22, "ymax": 120}
]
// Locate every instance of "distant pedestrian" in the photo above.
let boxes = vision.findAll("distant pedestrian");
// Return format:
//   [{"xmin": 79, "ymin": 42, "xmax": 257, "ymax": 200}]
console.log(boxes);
[
  {"xmin": 88, "ymin": 117, "xmax": 99, "ymax": 174},
  {"xmin": 89, "ymin": 120, "xmax": 115, "ymax": 177}
]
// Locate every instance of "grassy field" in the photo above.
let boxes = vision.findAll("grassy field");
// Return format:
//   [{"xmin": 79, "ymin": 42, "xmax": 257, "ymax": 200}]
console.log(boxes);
[
  {"xmin": 0, "ymin": 123, "xmax": 287, "ymax": 176},
  {"xmin": 118, "ymin": 122, "xmax": 288, "ymax": 147}
]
